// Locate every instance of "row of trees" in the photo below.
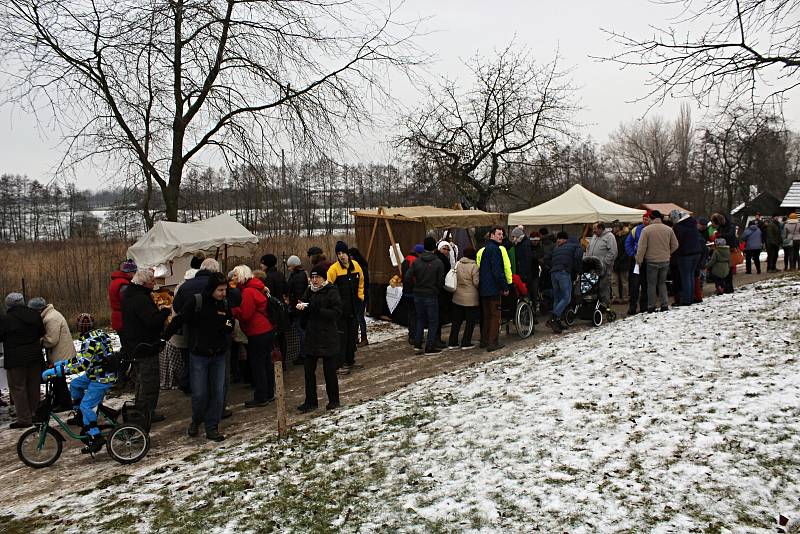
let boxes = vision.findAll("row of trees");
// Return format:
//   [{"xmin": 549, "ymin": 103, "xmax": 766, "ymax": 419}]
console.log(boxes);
[{"xmin": 2, "ymin": 101, "xmax": 797, "ymax": 242}]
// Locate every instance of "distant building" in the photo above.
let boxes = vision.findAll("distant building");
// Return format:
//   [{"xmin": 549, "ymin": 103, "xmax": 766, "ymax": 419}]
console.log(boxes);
[{"xmin": 781, "ymin": 182, "xmax": 800, "ymax": 209}]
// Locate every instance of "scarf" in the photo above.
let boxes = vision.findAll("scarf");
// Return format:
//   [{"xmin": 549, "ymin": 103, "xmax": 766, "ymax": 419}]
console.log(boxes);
[{"xmin": 309, "ymin": 281, "xmax": 328, "ymax": 293}]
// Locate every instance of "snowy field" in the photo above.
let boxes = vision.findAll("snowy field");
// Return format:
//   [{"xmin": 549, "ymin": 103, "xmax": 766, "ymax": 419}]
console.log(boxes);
[{"xmin": 5, "ymin": 276, "xmax": 800, "ymax": 533}]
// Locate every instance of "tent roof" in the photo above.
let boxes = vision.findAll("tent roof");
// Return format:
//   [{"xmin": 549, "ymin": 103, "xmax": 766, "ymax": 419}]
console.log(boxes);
[
  {"xmin": 638, "ymin": 202, "xmax": 692, "ymax": 216},
  {"xmin": 508, "ymin": 184, "xmax": 646, "ymax": 225},
  {"xmin": 781, "ymin": 182, "xmax": 800, "ymax": 208},
  {"xmin": 127, "ymin": 214, "xmax": 259, "ymax": 268},
  {"xmin": 352, "ymin": 206, "xmax": 506, "ymax": 229}
]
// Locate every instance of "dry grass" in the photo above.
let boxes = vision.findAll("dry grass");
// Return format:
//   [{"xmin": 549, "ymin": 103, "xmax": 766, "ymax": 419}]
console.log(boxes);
[{"xmin": 0, "ymin": 233, "xmax": 352, "ymax": 330}]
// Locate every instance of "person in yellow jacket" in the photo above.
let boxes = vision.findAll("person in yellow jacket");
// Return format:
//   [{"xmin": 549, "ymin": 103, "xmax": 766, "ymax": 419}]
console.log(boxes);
[
  {"xmin": 477, "ymin": 243, "xmax": 512, "ymax": 284},
  {"xmin": 327, "ymin": 241, "xmax": 365, "ymax": 374}
]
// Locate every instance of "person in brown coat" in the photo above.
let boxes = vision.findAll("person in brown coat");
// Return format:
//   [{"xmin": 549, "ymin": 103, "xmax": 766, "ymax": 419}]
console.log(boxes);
[
  {"xmin": 447, "ymin": 247, "xmax": 481, "ymax": 350},
  {"xmin": 29, "ymin": 297, "xmax": 75, "ymax": 410},
  {"xmin": 634, "ymin": 210, "xmax": 679, "ymax": 312},
  {"xmin": 1, "ymin": 293, "xmax": 45, "ymax": 428}
]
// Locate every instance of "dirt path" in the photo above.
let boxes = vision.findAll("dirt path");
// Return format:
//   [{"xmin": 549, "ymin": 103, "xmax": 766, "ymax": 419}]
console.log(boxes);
[{"xmin": 0, "ymin": 269, "xmax": 788, "ymax": 509}]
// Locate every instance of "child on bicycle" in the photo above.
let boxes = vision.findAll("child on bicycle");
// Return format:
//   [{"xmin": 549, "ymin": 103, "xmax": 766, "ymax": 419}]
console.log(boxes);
[{"xmin": 41, "ymin": 313, "xmax": 117, "ymax": 453}]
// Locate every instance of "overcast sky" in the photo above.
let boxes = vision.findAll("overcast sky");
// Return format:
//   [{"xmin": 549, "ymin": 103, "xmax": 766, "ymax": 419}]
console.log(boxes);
[{"xmin": 2, "ymin": 0, "xmax": 798, "ymax": 189}]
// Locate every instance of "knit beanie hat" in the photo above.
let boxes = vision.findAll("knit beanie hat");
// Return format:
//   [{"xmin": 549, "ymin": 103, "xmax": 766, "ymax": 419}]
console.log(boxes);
[
  {"xmin": 121, "ymin": 260, "xmax": 138, "ymax": 273},
  {"xmin": 260, "ymin": 254, "xmax": 278, "ymax": 268},
  {"xmin": 76, "ymin": 313, "xmax": 94, "ymax": 335},
  {"xmin": 335, "ymin": 241, "xmax": 349, "ymax": 254},
  {"xmin": 511, "ymin": 226, "xmax": 525, "ymax": 239},
  {"xmin": 309, "ymin": 263, "xmax": 328, "ymax": 278},
  {"xmin": 4, "ymin": 292, "xmax": 24, "ymax": 309},
  {"xmin": 414, "ymin": 243, "xmax": 425, "ymax": 254},
  {"xmin": 287, "ymin": 255, "xmax": 302, "ymax": 268},
  {"xmin": 307, "ymin": 246, "xmax": 323, "ymax": 257},
  {"xmin": 423, "ymin": 236, "xmax": 437, "ymax": 251},
  {"xmin": 28, "ymin": 297, "xmax": 47, "ymax": 311}
]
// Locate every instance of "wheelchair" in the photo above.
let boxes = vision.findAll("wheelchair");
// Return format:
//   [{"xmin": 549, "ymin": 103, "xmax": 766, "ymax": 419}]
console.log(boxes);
[{"xmin": 500, "ymin": 287, "xmax": 535, "ymax": 339}]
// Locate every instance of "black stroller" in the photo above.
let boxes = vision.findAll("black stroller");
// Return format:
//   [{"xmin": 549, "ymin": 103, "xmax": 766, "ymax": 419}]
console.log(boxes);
[{"xmin": 564, "ymin": 256, "xmax": 617, "ymax": 327}]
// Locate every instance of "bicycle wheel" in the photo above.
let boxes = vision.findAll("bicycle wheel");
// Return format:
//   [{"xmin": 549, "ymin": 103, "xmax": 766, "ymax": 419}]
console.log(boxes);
[
  {"xmin": 515, "ymin": 300, "xmax": 534, "ymax": 339},
  {"xmin": 107, "ymin": 424, "xmax": 150, "ymax": 464},
  {"xmin": 17, "ymin": 426, "xmax": 63, "ymax": 468}
]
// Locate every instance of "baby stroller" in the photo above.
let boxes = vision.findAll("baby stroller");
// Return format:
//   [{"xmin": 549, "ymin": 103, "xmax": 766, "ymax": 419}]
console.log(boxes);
[{"xmin": 563, "ymin": 256, "xmax": 617, "ymax": 327}]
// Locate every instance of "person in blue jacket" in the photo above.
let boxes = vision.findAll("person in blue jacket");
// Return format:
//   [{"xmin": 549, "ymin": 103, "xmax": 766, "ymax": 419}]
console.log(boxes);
[
  {"xmin": 545, "ymin": 232, "xmax": 583, "ymax": 333},
  {"xmin": 625, "ymin": 212, "xmax": 651, "ymax": 315},
  {"xmin": 42, "ymin": 314, "xmax": 116, "ymax": 454},
  {"xmin": 670, "ymin": 210, "xmax": 703, "ymax": 306},
  {"xmin": 479, "ymin": 227, "xmax": 509, "ymax": 352},
  {"xmin": 741, "ymin": 220, "xmax": 763, "ymax": 274}
]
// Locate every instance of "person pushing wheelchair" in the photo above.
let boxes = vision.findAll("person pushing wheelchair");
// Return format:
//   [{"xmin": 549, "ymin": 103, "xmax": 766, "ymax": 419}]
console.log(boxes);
[{"xmin": 41, "ymin": 313, "xmax": 117, "ymax": 454}]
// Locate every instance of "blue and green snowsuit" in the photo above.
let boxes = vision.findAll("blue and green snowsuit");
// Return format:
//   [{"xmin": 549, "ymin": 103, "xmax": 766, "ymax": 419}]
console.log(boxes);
[{"xmin": 63, "ymin": 330, "xmax": 117, "ymax": 437}]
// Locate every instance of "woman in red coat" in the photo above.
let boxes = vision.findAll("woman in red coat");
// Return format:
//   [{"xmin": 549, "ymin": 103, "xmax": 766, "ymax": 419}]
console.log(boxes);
[
  {"xmin": 232, "ymin": 265, "xmax": 275, "ymax": 407},
  {"xmin": 108, "ymin": 260, "xmax": 137, "ymax": 332}
]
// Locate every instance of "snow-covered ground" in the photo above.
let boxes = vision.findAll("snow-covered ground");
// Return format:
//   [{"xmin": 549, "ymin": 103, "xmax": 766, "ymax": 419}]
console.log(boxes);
[
  {"xmin": 5, "ymin": 276, "xmax": 800, "ymax": 533},
  {"xmin": 365, "ymin": 315, "xmax": 407, "ymax": 344}
]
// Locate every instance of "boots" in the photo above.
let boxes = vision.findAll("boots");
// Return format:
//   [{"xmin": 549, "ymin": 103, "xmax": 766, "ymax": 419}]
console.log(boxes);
[{"xmin": 81, "ymin": 434, "xmax": 105, "ymax": 454}]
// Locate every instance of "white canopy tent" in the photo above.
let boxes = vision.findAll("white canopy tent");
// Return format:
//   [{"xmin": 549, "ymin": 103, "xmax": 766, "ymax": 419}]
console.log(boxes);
[
  {"xmin": 508, "ymin": 184, "xmax": 646, "ymax": 225},
  {"xmin": 127, "ymin": 214, "xmax": 258, "ymax": 285}
]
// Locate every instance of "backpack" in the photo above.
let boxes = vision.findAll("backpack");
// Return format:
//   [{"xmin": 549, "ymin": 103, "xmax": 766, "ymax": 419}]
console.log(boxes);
[{"xmin": 267, "ymin": 295, "xmax": 288, "ymax": 335}]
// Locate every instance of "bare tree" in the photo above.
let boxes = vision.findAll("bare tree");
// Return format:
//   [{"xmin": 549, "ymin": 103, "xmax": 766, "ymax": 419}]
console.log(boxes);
[
  {"xmin": 1, "ymin": 0, "xmax": 422, "ymax": 221},
  {"xmin": 602, "ymin": 0, "xmax": 800, "ymax": 109},
  {"xmin": 397, "ymin": 44, "xmax": 577, "ymax": 210}
]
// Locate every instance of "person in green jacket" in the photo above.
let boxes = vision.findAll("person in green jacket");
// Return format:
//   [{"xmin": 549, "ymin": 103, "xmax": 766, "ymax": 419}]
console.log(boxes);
[{"xmin": 707, "ymin": 238, "xmax": 731, "ymax": 295}]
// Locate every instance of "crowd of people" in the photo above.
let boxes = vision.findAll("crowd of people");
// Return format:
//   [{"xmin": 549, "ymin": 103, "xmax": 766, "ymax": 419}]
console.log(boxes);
[
  {"xmin": 399, "ymin": 209, "xmax": 800, "ymax": 344},
  {"xmin": 1, "ymin": 209, "xmax": 798, "ymax": 445},
  {"xmin": 1, "ymin": 241, "xmax": 369, "ymax": 444}
]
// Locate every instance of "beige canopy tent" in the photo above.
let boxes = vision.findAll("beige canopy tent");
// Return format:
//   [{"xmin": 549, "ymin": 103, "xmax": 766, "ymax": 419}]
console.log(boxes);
[
  {"xmin": 127, "ymin": 214, "xmax": 259, "ymax": 285},
  {"xmin": 508, "ymin": 184, "xmax": 646, "ymax": 225},
  {"xmin": 638, "ymin": 203, "xmax": 692, "ymax": 216}
]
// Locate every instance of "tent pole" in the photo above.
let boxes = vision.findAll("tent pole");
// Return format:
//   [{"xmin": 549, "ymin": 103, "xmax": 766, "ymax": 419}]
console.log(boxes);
[
  {"xmin": 365, "ymin": 217, "xmax": 379, "ymax": 265},
  {"xmin": 384, "ymin": 218, "xmax": 403, "ymax": 278},
  {"xmin": 224, "ymin": 244, "xmax": 228, "ymax": 273}
]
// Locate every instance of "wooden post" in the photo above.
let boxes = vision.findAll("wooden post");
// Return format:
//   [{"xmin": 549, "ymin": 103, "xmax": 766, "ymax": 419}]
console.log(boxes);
[
  {"xmin": 365, "ymin": 216, "xmax": 379, "ymax": 265},
  {"xmin": 383, "ymin": 218, "xmax": 404, "ymax": 278},
  {"xmin": 273, "ymin": 350, "xmax": 288, "ymax": 437}
]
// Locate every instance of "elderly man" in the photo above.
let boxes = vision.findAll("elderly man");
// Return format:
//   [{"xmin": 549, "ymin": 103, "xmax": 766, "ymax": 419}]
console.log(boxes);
[
  {"xmin": 586, "ymin": 222, "xmax": 618, "ymax": 307},
  {"xmin": 121, "ymin": 268, "xmax": 171, "ymax": 423},
  {"xmin": 635, "ymin": 210, "xmax": 679, "ymax": 312},
  {"xmin": 479, "ymin": 227, "xmax": 510, "ymax": 352}
]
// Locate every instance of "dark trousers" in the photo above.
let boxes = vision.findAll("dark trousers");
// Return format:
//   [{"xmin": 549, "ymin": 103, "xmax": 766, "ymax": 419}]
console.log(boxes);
[
  {"xmin": 405, "ymin": 296, "xmax": 416, "ymax": 340},
  {"xmin": 744, "ymin": 249, "xmax": 761, "ymax": 274},
  {"xmin": 766, "ymin": 244, "xmax": 779, "ymax": 271},
  {"xmin": 676, "ymin": 254, "xmax": 700, "ymax": 305},
  {"xmin": 189, "ymin": 352, "xmax": 226, "ymax": 432},
  {"xmin": 338, "ymin": 315, "xmax": 358, "ymax": 367},
  {"xmin": 628, "ymin": 261, "xmax": 648, "ymax": 313},
  {"xmin": 304, "ymin": 355, "xmax": 339, "ymax": 406},
  {"xmin": 414, "ymin": 294, "xmax": 439, "ymax": 350},
  {"xmin": 448, "ymin": 304, "xmax": 479, "ymax": 347},
  {"xmin": 247, "ymin": 332, "xmax": 275, "ymax": 402},
  {"xmin": 791, "ymin": 241, "xmax": 800, "ymax": 270},
  {"xmin": 355, "ymin": 300, "xmax": 367, "ymax": 341},
  {"xmin": 178, "ymin": 348, "xmax": 190, "ymax": 392},
  {"xmin": 52, "ymin": 375, "xmax": 72, "ymax": 409},
  {"xmin": 7, "ymin": 365, "xmax": 41, "ymax": 425},
  {"xmin": 784, "ymin": 246, "xmax": 793, "ymax": 270},
  {"xmin": 134, "ymin": 355, "xmax": 160, "ymax": 418},
  {"xmin": 480, "ymin": 296, "xmax": 502, "ymax": 349}
]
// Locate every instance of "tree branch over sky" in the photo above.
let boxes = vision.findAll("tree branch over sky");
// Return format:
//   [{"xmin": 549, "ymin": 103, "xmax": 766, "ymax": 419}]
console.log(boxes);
[
  {"xmin": 600, "ymin": 0, "xmax": 800, "ymax": 110},
  {"xmin": 0, "ymin": 0, "xmax": 424, "ymax": 222}
]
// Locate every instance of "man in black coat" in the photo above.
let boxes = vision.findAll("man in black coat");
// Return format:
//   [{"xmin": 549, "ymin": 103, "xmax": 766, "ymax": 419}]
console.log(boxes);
[
  {"xmin": 404, "ymin": 237, "xmax": 445, "ymax": 354},
  {"xmin": 296, "ymin": 263, "xmax": 342, "ymax": 412},
  {"xmin": 260, "ymin": 254, "xmax": 287, "ymax": 302},
  {"xmin": 286, "ymin": 255, "xmax": 309, "ymax": 363},
  {"xmin": 1, "ymin": 292, "xmax": 45, "ymax": 428},
  {"xmin": 121, "ymin": 269, "xmax": 171, "ymax": 422},
  {"xmin": 164, "ymin": 273, "xmax": 233, "ymax": 441}
]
